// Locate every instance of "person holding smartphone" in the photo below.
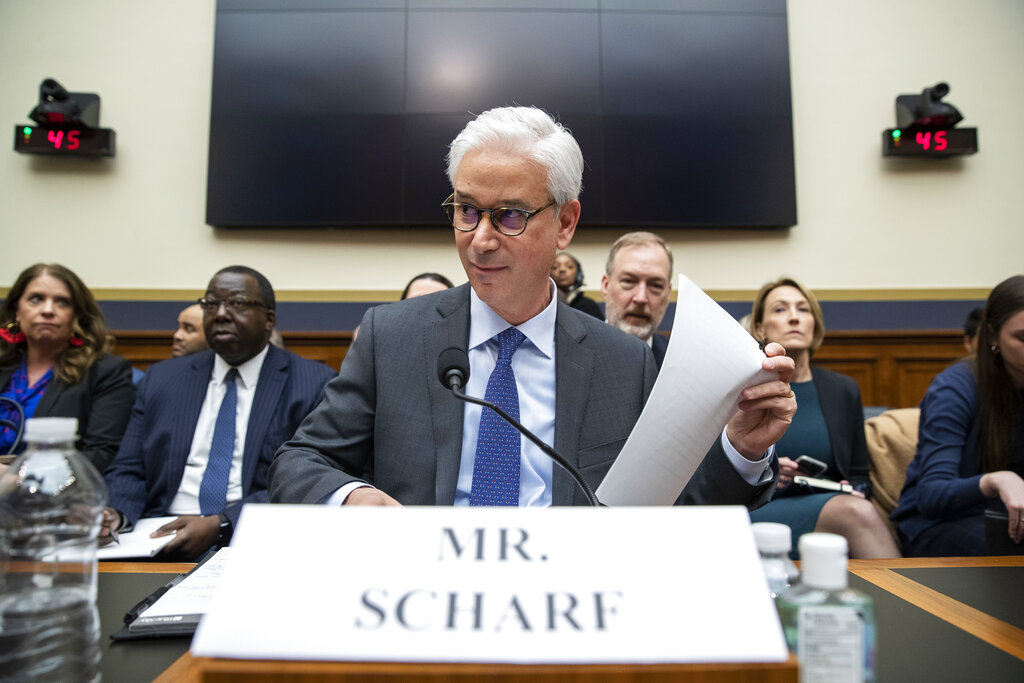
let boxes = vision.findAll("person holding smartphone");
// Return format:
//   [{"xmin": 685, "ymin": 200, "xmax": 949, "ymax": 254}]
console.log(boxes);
[{"xmin": 747, "ymin": 278, "xmax": 901, "ymax": 559}]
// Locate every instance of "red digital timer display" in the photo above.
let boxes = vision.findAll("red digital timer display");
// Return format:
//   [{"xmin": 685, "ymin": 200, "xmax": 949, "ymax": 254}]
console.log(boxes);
[
  {"xmin": 882, "ymin": 127, "xmax": 977, "ymax": 158},
  {"xmin": 13, "ymin": 124, "xmax": 115, "ymax": 157}
]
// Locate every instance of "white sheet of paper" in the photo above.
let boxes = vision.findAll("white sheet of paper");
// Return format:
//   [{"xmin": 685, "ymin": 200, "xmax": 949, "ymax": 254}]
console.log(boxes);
[
  {"xmin": 139, "ymin": 547, "xmax": 233, "ymax": 618},
  {"xmin": 191, "ymin": 505, "xmax": 788, "ymax": 665},
  {"xmin": 596, "ymin": 274, "xmax": 777, "ymax": 506},
  {"xmin": 97, "ymin": 516, "xmax": 177, "ymax": 559}
]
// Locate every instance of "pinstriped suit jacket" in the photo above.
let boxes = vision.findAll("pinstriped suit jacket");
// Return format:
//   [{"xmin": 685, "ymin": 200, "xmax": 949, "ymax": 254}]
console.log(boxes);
[
  {"xmin": 104, "ymin": 344, "xmax": 334, "ymax": 526},
  {"xmin": 269, "ymin": 284, "xmax": 775, "ymax": 508}
]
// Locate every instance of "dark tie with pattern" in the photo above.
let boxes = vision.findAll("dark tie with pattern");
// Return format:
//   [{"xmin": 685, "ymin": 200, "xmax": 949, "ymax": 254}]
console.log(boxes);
[
  {"xmin": 470, "ymin": 328, "xmax": 527, "ymax": 506},
  {"xmin": 198, "ymin": 368, "xmax": 238, "ymax": 515}
]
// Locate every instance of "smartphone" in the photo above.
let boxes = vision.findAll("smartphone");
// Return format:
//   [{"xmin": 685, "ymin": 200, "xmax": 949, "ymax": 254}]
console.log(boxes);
[{"xmin": 795, "ymin": 455, "xmax": 827, "ymax": 477}]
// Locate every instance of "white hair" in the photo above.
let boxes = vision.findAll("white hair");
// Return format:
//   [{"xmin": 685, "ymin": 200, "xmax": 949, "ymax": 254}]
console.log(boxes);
[{"xmin": 446, "ymin": 106, "xmax": 584, "ymax": 206}]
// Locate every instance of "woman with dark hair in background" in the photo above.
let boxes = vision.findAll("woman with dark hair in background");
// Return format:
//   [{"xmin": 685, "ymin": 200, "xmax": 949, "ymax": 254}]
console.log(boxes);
[
  {"xmin": 400, "ymin": 272, "xmax": 454, "ymax": 300},
  {"xmin": 0, "ymin": 263, "xmax": 135, "ymax": 472},
  {"xmin": 748, "ymin": 277, "xmax": 901, "ymax": 558},
  {"xmin": 893, "ymin": 275, "xmax": 1024, "ymax": 556},
  {"xmin": 551, "ymin": 252, "xmax": 602, "ymax": 320}
]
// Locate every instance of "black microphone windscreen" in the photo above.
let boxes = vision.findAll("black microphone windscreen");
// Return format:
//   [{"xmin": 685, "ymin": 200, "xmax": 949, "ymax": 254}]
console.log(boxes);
[{"xmin": 437, "ymin": 347, "xmax": 470, "ymax": 389}]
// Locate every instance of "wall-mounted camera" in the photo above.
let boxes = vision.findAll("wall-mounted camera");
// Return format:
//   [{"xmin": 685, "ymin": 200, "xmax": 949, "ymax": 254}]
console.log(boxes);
[
  {"xmin": 882, "ymin": 82, "xmax": 977, "ymax": 158},
  {"xmin": 13, "ymin": 78, "xmax": 116, "ymax": 157}
]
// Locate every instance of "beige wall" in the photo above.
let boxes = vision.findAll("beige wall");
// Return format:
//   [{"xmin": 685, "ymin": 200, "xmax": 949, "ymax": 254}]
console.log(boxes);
[{"xmin": 1, "ymin": 0, "xmax": 1020, "ymax": 298}]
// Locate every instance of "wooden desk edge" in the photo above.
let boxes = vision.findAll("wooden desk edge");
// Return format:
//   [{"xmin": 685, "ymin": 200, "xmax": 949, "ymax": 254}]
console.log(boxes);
[
  {"xmin": 99, "ymin": 561, "xmax": 195, "ymax": 574},
  {"xmin": 157, "ymin": 654, "xmax": 799, "ymax": 683},
  {"xmin": 849, "ymin": 556, "xmax": 1024, "ymax": 661}
]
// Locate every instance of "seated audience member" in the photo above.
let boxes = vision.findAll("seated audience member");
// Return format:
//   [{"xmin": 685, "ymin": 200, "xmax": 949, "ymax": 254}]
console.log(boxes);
[
  {"xmin": 892, "ymin": 275, "xmax": 1024, "ymax": 556},
  {"xmin": 963, "ymin": 306, "xmax": 984, "ymax": 355},
  {"xmin": 172, "ymin": 303, "xmax": 209, "ymax": 357},
  {"xmin": 551, "ymin": 252, "xmax": 603, "ymax": 320},
  {"xmin": 601, "ymin": 232, "xmax": 673, "ymax": 368},
  {"xmin": 747, "ymin": 277, "xmax": 901, "ymax": 559},
  {"xmin": 401, "ymin": 272, "xmax": 454, "ymax": 300},
  {"xmin": 0, "ymin": 264, "xmax": 134, "ymax": 471},
  {"xmin": 269, "ymin": 106, "xmax": 794, "ymax": 510},
  {"xmin": 101, "ymin": 266, "xmax": 335, "ymax": 560}
]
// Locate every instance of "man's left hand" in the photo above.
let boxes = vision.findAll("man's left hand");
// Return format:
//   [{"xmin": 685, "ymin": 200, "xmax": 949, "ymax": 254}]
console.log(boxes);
[
  {"xmin": 152, "ymin": 515, "xmax": 220, "ymax": 561},
  {"xmin": 726, "ymin": 342, "xmax": 797, "ymax": 460}
]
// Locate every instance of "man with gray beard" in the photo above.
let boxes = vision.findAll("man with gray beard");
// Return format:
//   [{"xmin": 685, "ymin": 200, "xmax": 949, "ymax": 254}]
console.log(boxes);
[{"xmin": 601, "ymin": 232, "xmax": 674, "ymax": 369}]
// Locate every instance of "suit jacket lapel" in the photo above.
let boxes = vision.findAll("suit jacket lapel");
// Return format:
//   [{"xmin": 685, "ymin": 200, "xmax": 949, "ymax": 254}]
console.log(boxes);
[
  {"xmin": 426, "ymin": 285, "xmax": 471, "ymax": 505},
  {"xmin": 242, "ymin": 345, "xmax": 286, "ymax": 493},
  {"xmin": 552, "ymin": 306, "xmax": 593, "ymax": 506},
  {"xmin": 34, "ymin": 370, "xmax": 69, "ymax": 416},
  {"xmin": 165, "ymin": 352, "xmax": 214, "ymax": 502},
  {"xmin": 812, "ymin": 368, "xmax": 848, "ymax": 475}
]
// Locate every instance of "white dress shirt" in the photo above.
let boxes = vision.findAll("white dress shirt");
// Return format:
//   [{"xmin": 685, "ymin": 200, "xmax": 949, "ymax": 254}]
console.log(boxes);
[
  {"xmin": 168, "ymin": 345, "xmax": 269, "ymax": 515},
  {"xmin": 453, "ymin": 285, "xmax": 558, "ymax": 506}
]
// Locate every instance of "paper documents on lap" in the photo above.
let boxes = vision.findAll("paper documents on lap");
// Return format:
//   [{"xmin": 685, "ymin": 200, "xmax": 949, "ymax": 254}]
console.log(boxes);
[
  {"xmin": 97, "ymin": 516, "xmax": 177, "ymax": 559},
  {"xmin": 596, "ymin": 274, "xmax": 777, "ymax": 506}
]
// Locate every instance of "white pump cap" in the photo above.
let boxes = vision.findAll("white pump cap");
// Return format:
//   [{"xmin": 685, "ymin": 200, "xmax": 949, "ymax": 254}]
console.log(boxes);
[
  {"xmin": 798, "ymin": 533, "xmax": 849, "ymax": 590},
  {"xmin": 23, "ymin": 417, "xmax": 79, "ymax": 443},
  {"xmin": 752, "ymin": 522, "xmax": 792, "ymax": 554}
]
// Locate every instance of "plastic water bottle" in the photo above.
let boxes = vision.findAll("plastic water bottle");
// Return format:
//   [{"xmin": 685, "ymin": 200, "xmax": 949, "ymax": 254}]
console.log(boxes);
[
  {"xmin": 777, "ymin": 533, "xmax": 876, "ymax": 683},
  {"xmin": 751, "ymin": 522, "xmax": 800, "ymax": 600},
  {"xmin": 0, "ymin": 417, "xmax": 107, "ymax": 682}
]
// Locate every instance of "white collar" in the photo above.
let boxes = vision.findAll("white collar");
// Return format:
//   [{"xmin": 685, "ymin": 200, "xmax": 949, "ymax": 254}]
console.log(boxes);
[
  {"xmin": 212, "ymin": 344, "xmax": 270, "ymax": 388},
  {"xmin": 468, "ymin": 280, "xmax": 558, "ymax": 359}
]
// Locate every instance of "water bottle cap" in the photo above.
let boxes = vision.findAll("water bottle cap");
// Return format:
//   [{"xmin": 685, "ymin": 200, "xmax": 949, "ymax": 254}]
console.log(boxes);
[
  {"xmin": 798, "ymin": 532, "xmax": 849, "ymax": 589},
  {"xmin": 751, "ymin": 522, "xmax": 792, "ymax": 553},
  {"xmin": 24, "ymin": 417, "xmax": 79, "ymax": 443}
]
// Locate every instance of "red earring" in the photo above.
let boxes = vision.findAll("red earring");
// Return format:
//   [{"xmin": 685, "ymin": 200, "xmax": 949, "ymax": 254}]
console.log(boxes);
[
  {"xmin": 1, "ymin": 322, "xmax": 26, "ymax": 344},
  {"xmin": 69, "ymin": 334, "xmax": 84, "ymax": 347}
]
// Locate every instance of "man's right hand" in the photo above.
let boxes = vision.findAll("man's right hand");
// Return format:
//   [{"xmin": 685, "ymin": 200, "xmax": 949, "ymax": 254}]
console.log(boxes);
[
  {"xmin": 345, "ymin": 487, "xmax": 402, "ymax": 506},
  {"xmin": 98, "ymin": 507, "xmax": 122, "ymax": 546}
]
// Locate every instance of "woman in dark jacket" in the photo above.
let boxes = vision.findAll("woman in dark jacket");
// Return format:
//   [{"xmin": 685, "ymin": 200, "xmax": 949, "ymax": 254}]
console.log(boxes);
[
  {"xmin": 0, "ymin": 263, "xmax": 134, "ymax": 472},
  {"xmin": 892, "ymin": 275, "xmax": 1024, "ymax": 556},
  {"xmin": 747, "ymin": 277, "xmax": 901, "ymax": 559}
]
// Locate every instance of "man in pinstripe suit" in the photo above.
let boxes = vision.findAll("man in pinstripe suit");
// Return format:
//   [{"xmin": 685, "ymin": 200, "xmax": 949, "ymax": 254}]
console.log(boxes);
[{"xmin": 101, "ymin": 266, "xmax": 335, "ymax": 560}]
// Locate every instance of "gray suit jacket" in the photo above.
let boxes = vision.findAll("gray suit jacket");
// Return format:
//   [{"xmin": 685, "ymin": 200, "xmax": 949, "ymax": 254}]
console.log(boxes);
[{"xmin": 269, "ymin": 284, "xmax": 775, "ymax": 507}]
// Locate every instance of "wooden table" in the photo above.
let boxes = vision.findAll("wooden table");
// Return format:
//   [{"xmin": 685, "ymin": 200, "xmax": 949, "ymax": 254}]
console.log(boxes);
[{"xmin": 100, "ymin": 557, "xmax": 1024, "ymax": 682}]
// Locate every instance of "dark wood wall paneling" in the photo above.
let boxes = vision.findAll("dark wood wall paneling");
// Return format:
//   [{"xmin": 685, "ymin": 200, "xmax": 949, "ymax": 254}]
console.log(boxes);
[{"xmin": 114, "ymin": 330, "xmax": 966, "ymax": 410}]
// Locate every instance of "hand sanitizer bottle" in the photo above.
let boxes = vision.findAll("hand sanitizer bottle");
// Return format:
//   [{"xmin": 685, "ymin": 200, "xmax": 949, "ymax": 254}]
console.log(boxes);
[
  {"xmin": 752, "ymin": 522, "xmax": 800, "ymax": 600},
  {"xmin": 777, "ymin": 533, "xmax": 875, "ymax": 683}
]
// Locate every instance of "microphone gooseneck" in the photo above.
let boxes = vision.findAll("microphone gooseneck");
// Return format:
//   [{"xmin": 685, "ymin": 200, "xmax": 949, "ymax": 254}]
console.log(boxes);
[{"xmin": 436, "ymin": 347, "xmax": 602, "ymax": 507}]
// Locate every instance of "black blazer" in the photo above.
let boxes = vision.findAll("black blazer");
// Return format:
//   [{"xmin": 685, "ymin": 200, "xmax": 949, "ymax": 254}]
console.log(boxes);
[
  {"xmin": 811, "ymin": 365, "xmax": 871, "ymax": 491},
  {"xmin": 0, "ymin": 353, "xmax": 135, "ymax": 472}
]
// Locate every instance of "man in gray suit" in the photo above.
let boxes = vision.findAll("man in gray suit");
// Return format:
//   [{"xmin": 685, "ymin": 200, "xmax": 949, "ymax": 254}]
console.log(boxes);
[{"xmin": 270, "ymin": 106, "xmax": 795, "ymax": 508}]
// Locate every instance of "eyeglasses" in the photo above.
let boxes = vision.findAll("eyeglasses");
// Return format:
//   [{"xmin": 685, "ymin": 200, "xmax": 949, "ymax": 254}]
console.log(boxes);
[
  {"xmin": 196, "ymin": 296, "xmax": 268, "ymax": 313},
  {"xmin": 441, "ymin": 194, "xmax": 556, "ymax": 237}
]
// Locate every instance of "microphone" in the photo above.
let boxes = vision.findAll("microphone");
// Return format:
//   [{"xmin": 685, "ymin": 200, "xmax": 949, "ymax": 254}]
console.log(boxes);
[
  {"xmin": 437, "ymin": 347, "xmax": 470, "ymax": 391},
  {"xmin": 436, "ymin": 347, "xmax": 601, "ymax": 507}
]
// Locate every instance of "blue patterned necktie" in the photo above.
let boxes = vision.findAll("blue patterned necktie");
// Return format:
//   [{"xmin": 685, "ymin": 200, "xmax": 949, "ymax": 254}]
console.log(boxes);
[
  {"xmin": 470, "ymin": 328, "xmax": 527, "ymax": 506},
  {"xmin": 198, "ymin": 368, "xmax": 238, "ymax": 515}
]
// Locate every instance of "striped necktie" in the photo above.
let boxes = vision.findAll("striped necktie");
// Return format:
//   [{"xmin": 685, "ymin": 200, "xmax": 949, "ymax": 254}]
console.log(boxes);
[{"xmin": 198, "ymin": 368, "xmax": 238, "ymax": 515}]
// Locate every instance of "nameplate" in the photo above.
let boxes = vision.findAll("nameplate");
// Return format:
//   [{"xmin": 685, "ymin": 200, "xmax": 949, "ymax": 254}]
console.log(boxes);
[{"xmin": 191, "ymin": 505, "xmax": 787, "ymax": 664}]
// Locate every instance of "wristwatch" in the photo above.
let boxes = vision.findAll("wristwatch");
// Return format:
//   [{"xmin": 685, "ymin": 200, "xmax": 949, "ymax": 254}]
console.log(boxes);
[{"xmin": 216, "ymin": 511, "xmax": 234, "ymax": 547}]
